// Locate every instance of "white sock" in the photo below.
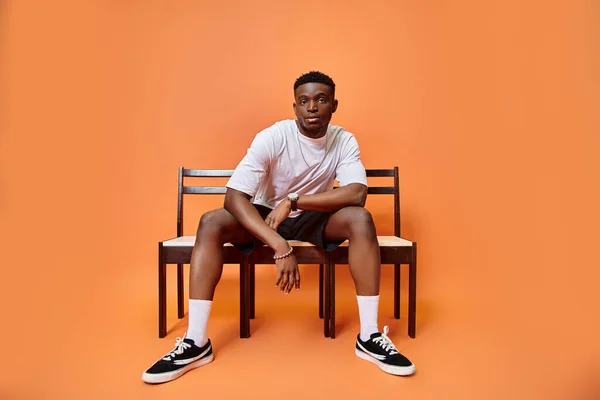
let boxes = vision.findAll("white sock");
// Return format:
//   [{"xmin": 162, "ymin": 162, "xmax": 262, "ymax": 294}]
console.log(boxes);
[
  {"xmin": 186, "ymin": 299, "xmax": 212, "ymax": 347},
  {"xmin": 357, "ymin": 295, "xmax": 380, "ymax": 341}
]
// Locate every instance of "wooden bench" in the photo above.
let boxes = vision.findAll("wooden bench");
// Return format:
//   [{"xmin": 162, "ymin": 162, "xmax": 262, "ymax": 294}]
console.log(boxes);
[{"xmin": 157, "ymin": 167, "xmax": 417, "ymax": 339}]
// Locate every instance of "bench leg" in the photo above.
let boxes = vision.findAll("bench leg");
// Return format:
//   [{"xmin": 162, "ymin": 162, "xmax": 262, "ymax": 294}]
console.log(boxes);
[
  {"xmin": 159, "ymin": 243, "xmax": 167, "ymax": 338},
  {"xmin": 394, "ymin": 264, "xmax": 401, "ymax": 319},
  {"xmin": 177, "ymin": 264, "xmax": 185, "ymax": 319},
  {"xmin": 324, "ymin": 260, "xmax": 330, "ymax": 337},
  {"xmin": 408, "ymin": 243, "xmax": 417, "ymax": 338},
  {"xmin": 239, "ymin": 256, "xmax": 250, "ymax": 338},
  {"xmin": 329, "ymin": 257, "xmax": 336, "ymax": 339},
  {"xmin": 319, "ymin": 264, "xmax": 324, "ymax": 319},
  {"xmin": 249, "ymin": 263, "xmax": 255, "ymax": 319}
]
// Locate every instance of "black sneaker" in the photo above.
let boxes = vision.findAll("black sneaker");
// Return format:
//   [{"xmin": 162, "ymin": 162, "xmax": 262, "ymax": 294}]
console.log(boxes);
[
  {"xmin": 142, "ymin": 337, "xmax": 213, "ymax": 384},
  {"xmin": 355, "ymin": 326, "xmax": 415, "ymax": 376}
]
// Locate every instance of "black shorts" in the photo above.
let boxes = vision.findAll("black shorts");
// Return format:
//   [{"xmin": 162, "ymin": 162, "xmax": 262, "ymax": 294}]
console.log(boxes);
[{"xmin": 230, "ymin": 204, "xmax": 344, "ymax": 255}]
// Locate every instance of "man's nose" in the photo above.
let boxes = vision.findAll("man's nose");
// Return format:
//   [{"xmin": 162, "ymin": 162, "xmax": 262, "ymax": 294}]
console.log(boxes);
[{"xmin": 307, "ymin": 100, "xmax": 318, "ymax": 111}]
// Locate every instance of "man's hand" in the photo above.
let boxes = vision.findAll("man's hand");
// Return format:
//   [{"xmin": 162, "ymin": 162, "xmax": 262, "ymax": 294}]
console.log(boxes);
[
  {"xmin": 265, "ymin": 199, "xmax": 292, "ymax": 231},
  {"xmin": 274, "ymin": 253, "xmax": 300, "ymax": 294}
]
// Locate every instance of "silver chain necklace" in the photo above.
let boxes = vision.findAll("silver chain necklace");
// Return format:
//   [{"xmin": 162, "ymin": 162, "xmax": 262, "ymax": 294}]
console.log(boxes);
[{"xmin": 296, "ymin": 126, "xmax": 329, "ymax": 168}]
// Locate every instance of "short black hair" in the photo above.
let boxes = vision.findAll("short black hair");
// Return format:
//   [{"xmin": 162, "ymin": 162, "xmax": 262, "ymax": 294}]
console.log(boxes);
[{"xmin": 294, "ymin": 71, "xmax": 335, "ymax": 93}]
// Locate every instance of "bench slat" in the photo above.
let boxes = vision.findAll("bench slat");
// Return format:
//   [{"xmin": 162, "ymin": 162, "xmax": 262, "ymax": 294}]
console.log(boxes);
[
  {"xmin": 367, "ymin": 187, "xmax": 395, "ymax": 194},
  {"xmin": 184, "ymin": 169, "xmax": 393, "ymax": 178},
  {"xmin": 162, "ymin": 235, "xmax": 412, "ymax": 247},
  {"xmin": 366, "ymin": 169, "xmax": 395, "ymax": 177},
  {"xmin": 183, "ymin": 169, "xmax": 235, "ymax": 177},
  {"xmin": 183, "ymin": 186, "xmax": 395, "ymax": 195},
  {"xmin": 182, "ymin": 186, "xmax": 227, "ymax": 194}
]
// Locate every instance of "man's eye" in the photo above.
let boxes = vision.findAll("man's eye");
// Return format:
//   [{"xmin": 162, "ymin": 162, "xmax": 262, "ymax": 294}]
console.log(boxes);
[
  {"xmin": 318, "ymin": 98, "xmax": 326, "ymax": 103},
  {"xmin": 300, "ymin": 100, "xmax": 307, "ymax": 105}
]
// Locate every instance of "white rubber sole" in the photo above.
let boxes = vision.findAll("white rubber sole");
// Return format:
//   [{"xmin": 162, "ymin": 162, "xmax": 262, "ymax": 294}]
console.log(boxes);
[
  {"xmin": 355, "ymin": 348, "xmax": 416, "ymax": 376},
  {"xmin": 142, "ymin": 354, "xmax": 214, "ymax": 384}
]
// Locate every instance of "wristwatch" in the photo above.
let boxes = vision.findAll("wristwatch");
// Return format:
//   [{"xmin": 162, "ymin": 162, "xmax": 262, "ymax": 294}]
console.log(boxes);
[{"xmin": 287, "ymin": 193, "xmax": 299, "ymax": 211}]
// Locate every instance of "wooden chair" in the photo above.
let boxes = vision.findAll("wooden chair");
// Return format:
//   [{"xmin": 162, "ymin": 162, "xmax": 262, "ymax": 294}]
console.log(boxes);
[
  {"xmin": 157, "ymin": 167, "xmax": 417, "ymax": 339},
  {"xmin": 248, "ymin": 168, "xmax": 417, "ymax": 338},
  {"xmin": 158, "ymin": 168, "xmax": 239, "ymax": 339}
]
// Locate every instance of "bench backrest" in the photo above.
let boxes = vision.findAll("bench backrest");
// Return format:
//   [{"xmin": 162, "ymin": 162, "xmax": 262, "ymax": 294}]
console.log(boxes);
[{"xmin": 177, "ymin": 166, "xmax": 401, "ymax": 238}]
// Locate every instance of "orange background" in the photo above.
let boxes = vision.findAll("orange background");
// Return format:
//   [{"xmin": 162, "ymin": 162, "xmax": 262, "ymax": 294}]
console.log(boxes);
[{"xmin": 1, "ymin": 1, "xmax": 599, "ymax": 399}]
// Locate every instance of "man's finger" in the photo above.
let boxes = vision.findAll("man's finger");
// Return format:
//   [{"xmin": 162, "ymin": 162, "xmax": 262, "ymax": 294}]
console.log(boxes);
[
  {"xmin": 275, "ymin": 269, "xmax": 282, "ymax": 287},
  {"xmin": 295, "ymin": 269, "xmax": 301, "ymax": 290},
  {"xmin": 284, "ymin": 272, "xmax": 292, "ymax": 294},
  {"xmin": 280, "ymin": 273, "xmax": 288, "ymax": 293}
]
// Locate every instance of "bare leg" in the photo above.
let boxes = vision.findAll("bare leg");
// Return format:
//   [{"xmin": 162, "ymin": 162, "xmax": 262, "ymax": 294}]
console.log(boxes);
[
  {"xmin": 323, "ymin": 206, "xmax": 380, "ymax": 295},
  {"xmin": 142, "ymin": 209, "xmax": 256, "ymax": 384},
  {"xmin": 189, "ymin": 208, "xmax": 253, "ymax": 299},
  {"xmin": 326, "ymin": 210, "xmax": 416, "ymax": 376}
]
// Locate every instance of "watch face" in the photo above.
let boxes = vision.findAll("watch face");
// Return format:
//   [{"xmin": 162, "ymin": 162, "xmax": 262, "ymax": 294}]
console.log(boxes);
[{"xmin": 289, "ymin": 193, "xmax": 299, "ymax": 200}]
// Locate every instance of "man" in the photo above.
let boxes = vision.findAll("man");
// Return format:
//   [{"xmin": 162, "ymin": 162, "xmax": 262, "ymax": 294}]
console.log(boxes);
[{"xmin": 142, "ymin": 71, "xmax": 415, "ymax": 384}]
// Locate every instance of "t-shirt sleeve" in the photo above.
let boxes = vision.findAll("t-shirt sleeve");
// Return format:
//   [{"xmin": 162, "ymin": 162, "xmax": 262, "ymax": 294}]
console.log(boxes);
[
  {"xmin": 226, "ymin": 130, "xmax": 273, "ymax": 197},
  {"xmin": 336, "ymin": 134, "xmax": 368, "ymax": 187}
]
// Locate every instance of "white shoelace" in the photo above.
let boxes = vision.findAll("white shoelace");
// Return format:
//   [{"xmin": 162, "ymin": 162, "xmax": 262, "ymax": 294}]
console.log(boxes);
[
  {"xmin": 162, "ymin": 337, "xmax": 191, "ymax": 361},
  {"xmin": 372, "ymin": 326, "xmax": 399, "ymax": 355}
]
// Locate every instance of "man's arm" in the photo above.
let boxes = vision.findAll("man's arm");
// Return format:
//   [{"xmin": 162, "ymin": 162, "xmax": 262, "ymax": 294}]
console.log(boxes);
[
  {"xmin": 293, "ymin": 132, "xmax": 368, "ymax": 213},
  {"xmin": 223, "ymin": 188, "xmax": 290, "ymax": 254},
  {"xmin": 223, "ymin": 129, "xmax": 289, "ymax": 253},
  {"xmin": 296, "ymin": 183, "xmax": 367, "ymax": 212}
]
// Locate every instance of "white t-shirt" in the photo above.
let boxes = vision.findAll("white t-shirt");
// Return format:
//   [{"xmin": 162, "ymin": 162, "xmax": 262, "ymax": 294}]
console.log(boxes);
[{"xmin": 226, "ymin": 119, "xmax": 367, "ymax": 217}]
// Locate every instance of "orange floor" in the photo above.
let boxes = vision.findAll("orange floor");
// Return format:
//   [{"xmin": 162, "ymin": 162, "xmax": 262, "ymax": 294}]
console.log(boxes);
[{"xmin": 3, "ymin": 260, "xmax": 597, "ymax": 400}]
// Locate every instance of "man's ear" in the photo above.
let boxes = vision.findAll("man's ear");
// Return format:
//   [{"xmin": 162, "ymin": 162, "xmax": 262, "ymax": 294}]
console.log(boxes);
[
  {"xmin": 293, "ymin": 102, "xmax": 297, "ymax": 114},
  {"xmin": 332, "ymin": 99, "xmax": 339, "ymax": 113}
]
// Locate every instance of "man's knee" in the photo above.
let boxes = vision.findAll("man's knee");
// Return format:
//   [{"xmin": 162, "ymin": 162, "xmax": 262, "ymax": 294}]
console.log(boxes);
[
  {"xmin": 341, "ymin": 207, "xmax": 376, "ymax": 235},
  {"xmin": 350, "ymin": 207, "xmax": 374, "ymax": 225},
  {"xmin": 197, "ymin": 209, "xmax": 228, "ymax": 237}
]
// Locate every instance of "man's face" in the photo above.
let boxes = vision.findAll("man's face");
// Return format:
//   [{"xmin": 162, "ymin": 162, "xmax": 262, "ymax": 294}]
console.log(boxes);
[{"xmin": 293, "ymin": 82, "xmax": 338, "ymax": 136}]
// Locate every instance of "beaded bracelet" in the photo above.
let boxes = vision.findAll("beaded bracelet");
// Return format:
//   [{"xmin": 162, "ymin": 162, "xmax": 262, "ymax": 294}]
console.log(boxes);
[{"xmin": 273, "ymin": 246, "xmax": 293, "ymax": 260}]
